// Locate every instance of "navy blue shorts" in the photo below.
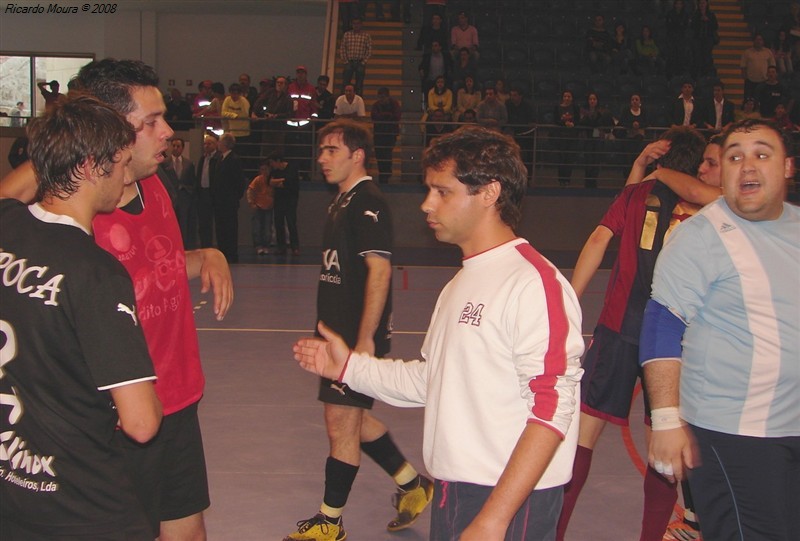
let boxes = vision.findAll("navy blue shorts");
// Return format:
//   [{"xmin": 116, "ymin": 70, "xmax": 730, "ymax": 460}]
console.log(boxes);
[
  {"xmin": 580, "ymin": 325, "xmax": 650, "ymax": 425},
  {"xmin": 430, "ymin": 479, "xmax": 563, "ymax": 540}
]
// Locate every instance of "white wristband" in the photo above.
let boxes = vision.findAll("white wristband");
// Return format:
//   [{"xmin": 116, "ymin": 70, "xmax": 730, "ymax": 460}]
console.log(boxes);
[{"xmin": 650, "ymin": 407, "xmax": 683, "ymax": 431}]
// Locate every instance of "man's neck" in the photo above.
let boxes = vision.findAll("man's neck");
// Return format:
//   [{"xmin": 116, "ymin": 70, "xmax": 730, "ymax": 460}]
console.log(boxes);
[
  {"xmin": 338, "ymin": 171, "xmax": 368, "ymax": 194},
  {"xmin": 39, "ymin": 196, "xmax": 94, "ymax": 232}
]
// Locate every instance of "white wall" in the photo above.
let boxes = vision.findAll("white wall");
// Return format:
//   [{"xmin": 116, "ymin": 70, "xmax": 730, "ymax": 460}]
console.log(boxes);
[{"xmin": 0, "ymin": 1, "xmax": 327, "ymax": 94}]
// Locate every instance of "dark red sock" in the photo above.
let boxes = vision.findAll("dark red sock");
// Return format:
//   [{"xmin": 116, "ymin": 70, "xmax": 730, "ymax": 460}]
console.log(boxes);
[
  {"xmin": 639, "ymin": 465, "xmax": 678, "ymax": 541},
  {"xmin": 555, "ymin": 445, "xmax": 593, "ymax": 541}
]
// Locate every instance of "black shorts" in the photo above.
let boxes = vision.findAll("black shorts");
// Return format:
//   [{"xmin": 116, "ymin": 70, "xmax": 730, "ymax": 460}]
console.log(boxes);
[
  {"xmin": 318, "ymin": 377, "xmax": 375, "ymax": 409},
  {"xmin": 114, "ymin": 401, "xmax": 210, "ymax": 536},
  {"xmin": 580, "ymin": 324, "xmax": 650, "ymax": 425}
]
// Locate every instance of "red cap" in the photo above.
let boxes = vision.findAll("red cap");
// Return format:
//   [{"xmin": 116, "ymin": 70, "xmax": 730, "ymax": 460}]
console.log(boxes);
[{"xmin": 296, "ymin": 65, "xmax": 307, "ymax": 72}]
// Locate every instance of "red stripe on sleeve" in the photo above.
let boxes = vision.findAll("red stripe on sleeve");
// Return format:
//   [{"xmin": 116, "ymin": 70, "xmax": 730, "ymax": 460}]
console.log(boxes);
[{"xmin": 515, "ymin": 243, "xmax": 570, "ymax": 422}]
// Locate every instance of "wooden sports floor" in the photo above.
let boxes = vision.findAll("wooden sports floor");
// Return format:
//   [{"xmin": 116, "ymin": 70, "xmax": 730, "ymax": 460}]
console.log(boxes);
[{"xmin": 192, "ymin": 260, "xmax": 667, "ymax": 541}]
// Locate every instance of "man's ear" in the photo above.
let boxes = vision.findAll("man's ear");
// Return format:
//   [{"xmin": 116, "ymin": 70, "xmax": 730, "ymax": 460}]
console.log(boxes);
[
  {"xmin": 784, "ymin": 156, "xmax": 795, "ymax": 180},
  {"xmin": 481, "ymin": 180, "xmax": 501, "ymax": 207},
  {"xmin": 81, "ymin": 156, "xmax": 100, "ymax": 185},
  {"xmin": 353, "ymin": 147, "xmax": 365, "ymax": 166}
]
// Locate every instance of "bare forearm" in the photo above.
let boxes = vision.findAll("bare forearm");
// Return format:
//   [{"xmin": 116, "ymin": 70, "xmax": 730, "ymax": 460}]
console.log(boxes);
[
  {"xmin": 653, "ymin": 168, "xmax": 721, "ymax": 205},
  {"xmin": 466, "ymin": 424, "xmax": 562, "ymax": 537},
  {"xmin": 356, "ymin": 254, "xmax": 391, "ymax": 352},
  {"xmin": 643, "ymin": 360, "xmax": 682, "ymax": 409},
  {"xmin": 0, "ymin": 161, "xmax": 38, "ymax": 203},
  {"xmin": 571, "ymin": 226, "xmax": 613, "ymax": 298}
]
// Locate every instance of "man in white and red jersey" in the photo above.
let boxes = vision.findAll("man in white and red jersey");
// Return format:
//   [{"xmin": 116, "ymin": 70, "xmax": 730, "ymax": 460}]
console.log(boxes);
[
  {"xmin": 0, "ymin": 58, "xmax": 233, "ymax": 541},
  {"xmin": 293, "ymin": 126, "xmax": 584, "ymax": 541}
]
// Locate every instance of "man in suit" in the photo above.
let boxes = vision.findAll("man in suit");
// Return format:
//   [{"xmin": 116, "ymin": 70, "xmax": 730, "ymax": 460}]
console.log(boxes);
[
  {"xmin": 671, "ymin": 80, "xmax": 700, "ymax": 128},
  {"xmin": 196, "ymin": 134, "xmax": 219, "ymax": 248},
  {"xmin": 162, "ymin": 137, "xmax": 198, "ymax": 248},
  {"xmin": 212, "ymin": 133, "xmax": 246, "ymax": 263},
  {"xmin": 697, "ymin": 81, "xmax": 735, "ymax": 134}
]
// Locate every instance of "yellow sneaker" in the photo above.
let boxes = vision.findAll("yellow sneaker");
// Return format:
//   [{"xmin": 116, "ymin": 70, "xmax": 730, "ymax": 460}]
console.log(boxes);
[
  {"xmin": 387, "ymin": 476, "xmax": 434, "ymax": 532},
  {"xmin": 283, "ymin": 513, "xmax": 346, "ymax": 541}
]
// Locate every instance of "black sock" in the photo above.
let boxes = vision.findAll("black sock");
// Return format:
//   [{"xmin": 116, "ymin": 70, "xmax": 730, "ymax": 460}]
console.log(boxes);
[
  {"xmin": 323, "ymin": 456, "xmax": 359, "ymax": 509},
  {"xmin": 360, "ymin": 432, "xmax": 406, "ymax": 477}
]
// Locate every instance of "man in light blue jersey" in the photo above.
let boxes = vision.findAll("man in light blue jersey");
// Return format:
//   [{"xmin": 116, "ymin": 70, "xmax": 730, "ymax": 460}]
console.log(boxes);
[{"xmin": 639, "ymin": 118, "xmax": 799, "ymax": 540}]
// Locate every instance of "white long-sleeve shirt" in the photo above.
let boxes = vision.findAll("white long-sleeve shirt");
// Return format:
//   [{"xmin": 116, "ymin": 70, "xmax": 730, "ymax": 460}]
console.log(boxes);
[{"xmin": 344, "ymin": 238, "xmax": 584, "ymax": 489}]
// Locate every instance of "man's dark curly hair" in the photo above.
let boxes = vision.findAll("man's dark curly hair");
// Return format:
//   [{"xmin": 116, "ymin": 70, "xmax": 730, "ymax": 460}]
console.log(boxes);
[{"xmin": 422, "ymin": 126, "xmax": 527, "ymax": 228}]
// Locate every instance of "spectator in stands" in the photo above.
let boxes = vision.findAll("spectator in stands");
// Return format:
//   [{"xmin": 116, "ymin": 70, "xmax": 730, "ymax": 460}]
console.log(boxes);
[
  {"xmin": 222, "ymin": 82, "xmax": 251, "ymax": 139},
  {"xmin": 165, "ymin": 87, "xmax": 192, "ymax": 129},
  {"xmin": 268, "ymin": 151, "xmax": 300, "ymax": 256},
  {"xmin": 419, "ymin": 40, "xmax": 452, "ymax": 97},
  {"xmin": 579, "ymin": 91, "xmax": 614, "ymax": 188},
  {"xmin": 287, "ymin": 66, "xmax": 318, "ymax": 178},
  {"xmin": 741, "ymin": 32, "xmax": 776, "ymax": 100},
  {"xmin": 239, "ymin": 73, "xmax": 259, "ymax": 108},
  {"xmin": 164, "ymin": 137, "xmax": 197, "ymax": 248},
  {"xmin": 424, "ymin": 107, "xmax": 453, "ymax": 146},
  {"xmin": 476, "ymin": 86, "xmax": 508, "ymax": 130},
  {"xmin": 334, "ymin": 84, "xmax": 366, "ymax": 118},
  {"xmin": 247, "ymin": 160, "xmax": 274, "ymax": 255},
  {"xmin": 416, "ymin": 12, "xmax": 447, "ymax": 53},
  {"xmin": 254, "ymin": 76, "xmax": 292, "ymax": 156},
  {"xmin": 615, "ymin": 93, "xmax": 649, "ymax": 140},
  {"xmin": 585, "ymin": 14, "xmax": 613, "ymax": 73},
  {"xmin": 450, "ymin": 46, "xmax": 478, "ymax": 91},
  {"xmin": 192, "ymin": 80, "xmax": 213, "ymax": 117},
  {"xmin": 370, "ymin": 87, "xmax": 402, "ymax": 183},
  {"xmin": 664, "ymin": 0, "xmax": 691, "ymax": 79},
  {"xmin": 610, "ymin": 22, "xmax": 633, "ymax": 75},
  {"xmin": 671, "ymin": 80, "xmax": 699, "ymax": 127},
  {"xmin": 201, "ymin": 82, "xmax": 226, "ymax": 132},
  {"xmin": 423, "ymin": 0, "xmax": 446, "ymax": 22},
  {"xmin": 735, "ymin": 96, "xmax": 762, "ymax": 122},
  {"xmin": 461, "ymin": 108, "xmax": 477, "ymax": 124},
  {"xmin": 426, "ymin": 75, "xmax": 454, "ymax": 117},
  {"xmin": 755, "ymin": 65, "xmax": 791, "ymax": 118},
  {"xmin": 450, "ymin": 11, "xmax": 479, "ymax": 61},
  {"xmin": 772, "ymin": 101, "xmax": 796, "ymax": 130},
  {"xmin": 315, "ymin": 75, "xmax": 335, "ymax": 120},
  {"xmin": 771, "ymin": 29, "xmax": 794, "ymax": 75},
  {"xmin": 494, "ymin": 79, "xmax": 510, "ymax": 105},
  {"xmin": 634, "ymin": 25, "xmax": 663, "ymax": 76},
  {"xmin": 454, "ymin": 75, "xmax": 481, "ymax": 121},
  {"xmin": 697, "ymin": 80, "xmax": 735, "ymax": 133},
  {"xmin": 690, "ymin": 0, "xmax": 719, "ymax": 79},
  {"xmin": 288, "ymin": 66, "xmax": 318, "ymax": 122},
  {"xmin": 506, "ymin": 87, "xmax": 534, "ymax": 169},
  {"xmin": 614, "ymin": 93, "xmax": 649, "ymax": 169},
  {"xmin": 554, "ymin": 89, "xmax": 581, "ymax": 186},
  {"xmin": 340, "ymin": 17, "xmax": 372, "ymax": 96}
]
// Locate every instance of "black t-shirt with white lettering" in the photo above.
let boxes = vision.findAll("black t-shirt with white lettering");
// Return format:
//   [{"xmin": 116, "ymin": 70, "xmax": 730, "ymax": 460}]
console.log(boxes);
[{"xmin": 0, "ymin": 199, "xmax": 155, "ymax": 538}]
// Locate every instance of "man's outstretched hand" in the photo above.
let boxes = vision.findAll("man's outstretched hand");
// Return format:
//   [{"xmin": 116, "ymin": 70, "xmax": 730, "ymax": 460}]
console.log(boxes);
[{"xmin": 293, "ymin": 321, "xmax": 351, "ymax": 381}]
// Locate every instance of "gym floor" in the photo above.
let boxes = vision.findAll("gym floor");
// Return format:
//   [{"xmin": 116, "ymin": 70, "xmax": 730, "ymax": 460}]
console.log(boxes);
[{"xmin": 193, "ymin": 260, "xmax": 663, "ymax": 541}]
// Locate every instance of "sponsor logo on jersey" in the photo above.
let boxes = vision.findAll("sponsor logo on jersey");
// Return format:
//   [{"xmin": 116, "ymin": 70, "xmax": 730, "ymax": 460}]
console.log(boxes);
[
  {"xmin": 364, "ymin": 210, "xmax": 380, "ymax": 223},
  {"xmin": 718, "ymin": 222, "xmax": 736, "ymax": 233},
  {"xmin": 0, "ymin": 250, "xmax": 64, "ymax": 307}
]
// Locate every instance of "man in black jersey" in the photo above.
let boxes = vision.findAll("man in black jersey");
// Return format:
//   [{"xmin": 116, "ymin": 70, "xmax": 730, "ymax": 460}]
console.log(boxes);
[
  {"xmin": 0, "ymin": 96, "xmax": 162, "ymax": 539},
  {"xmin": 284, "ymin": 120, "xmax": 432, "ymax": 541}
]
